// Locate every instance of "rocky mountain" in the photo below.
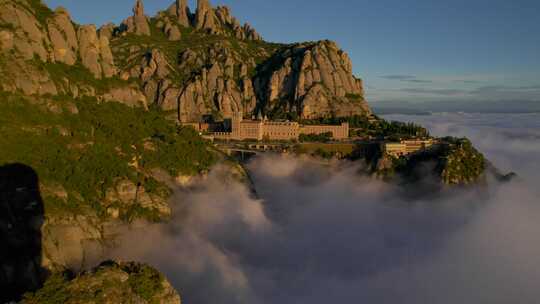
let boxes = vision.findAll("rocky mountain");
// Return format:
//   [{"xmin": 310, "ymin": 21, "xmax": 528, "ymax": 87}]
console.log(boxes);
[
  {"xmin": 22, "ymin": 261, "xmax": 181, "ymax": 304},
  {"xmin": 1, "ymin": 1, "xmax": 498, "ymax": 303},
  {"xmin": 365, "ymin": 137, "xmax": 487, "ymax": 186},
  {"xmin": 0, "ymin": 0, "xmax": 371, "ymax": 121}
]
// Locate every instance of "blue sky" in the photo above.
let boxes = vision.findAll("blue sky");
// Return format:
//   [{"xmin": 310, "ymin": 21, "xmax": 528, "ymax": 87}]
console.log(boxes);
[{"xmin": 44, "ymin": 0, "xmax": 540, "ymax": 103}]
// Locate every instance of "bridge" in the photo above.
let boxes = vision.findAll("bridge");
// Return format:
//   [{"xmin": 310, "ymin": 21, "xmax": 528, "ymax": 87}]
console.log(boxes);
[{"xmin": 215, "ymin": 143, "xmax": 294, "ymax": 161}]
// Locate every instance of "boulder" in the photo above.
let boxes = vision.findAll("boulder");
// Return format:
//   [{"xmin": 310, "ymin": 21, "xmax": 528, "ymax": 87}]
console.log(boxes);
[
  {"xmin": 98, "ymin": 23, "xmax": 116, "ymax": 41},
  {"xmin": 164, "ymin": 22, "xmax": 182, "ymax": 41}
]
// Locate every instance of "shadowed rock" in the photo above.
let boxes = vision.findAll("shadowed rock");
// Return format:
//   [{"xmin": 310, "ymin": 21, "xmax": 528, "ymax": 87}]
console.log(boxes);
[{"xmin": 0, "ymin": 163, "xmax": 46, "ymax": 302}]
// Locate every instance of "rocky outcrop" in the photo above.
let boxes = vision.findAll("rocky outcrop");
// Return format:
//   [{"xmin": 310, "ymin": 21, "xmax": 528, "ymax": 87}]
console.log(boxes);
[
  {"xmin": 172, "ymin": 0, "xmax": 191, "ymax": 27},
  {"xmin": 78, "ymin": 25, "xmax": 117, "ymax": 78},
  {"xmin": 127, "ymin": 44, "xmax": 257, "ymax": 117},
  {"xmin": 103, "ymin": 85, "xmax": 148, "ymax": 108},
  {"xmin": 176, "ymin": 44, "xmax": 258, "ymax": 121},
  {"xmin": 161, "ymin": 0, "xmax": 263, "ymax": 41},
  {"xmin": 0, "ymin": 57, "xmax": 58, "ymax": 95},
  {"xmin": 439, "ymin": 138, "xmax": 486, "ymax": 185},
  {"xmin": 47, "ymin": 7, "xmax": 78, "ymax": 65},
  {"xmin": 363, "ymin": 138, "xmax": 487, "ymax": 185},
  {"xmin": 214, "ymin": 6, "xmax": 262, "ymax": 41},
  {"xmin": 41, "ymin": 215, "xmax": 103, "ymax": 271},
  {"xmin": 105, "ymin": 179, "xmax": 171, "ymax": 218},
  {"xmin": 98, "ymin": 23, "xmax": 116, "ymax": 41},
  {"xmin": 0, "ymin": 0, "xmax": 118, "ymax": 96},
  {"xmin": 22, "ymin": 261, "xmax": 181, "ymax": 304},
  {"xmin": 0, "ymin": 0, "xmax": 370, "ymax": 120},
  {"xmin": 154, "ymin": 15, "xmax": 182, "ymax": 41},
  {"xmin": 121, "ymin": 0, "xmax": 151, "ymax": 36},
  {"xmin": 121, "ymin": 38, "xmax": 369, "ymax": 121},
  {"xmin": 254, "ymin": 41, "xmax": 371, "ymax": 118},
  {"xmin": 0, "ymin": 0, "xmax": 51, "ymax": 61},
  {"xmin": 129, "ymin": 48, "xmax": 178, "ymax": 110},
  {"xmin": 165, "ymin": 21, "xmax": 182, "ymax": 41},
  {"xmin": 194, "ymin": 0, "xmax": 216, "ymax": 32}
]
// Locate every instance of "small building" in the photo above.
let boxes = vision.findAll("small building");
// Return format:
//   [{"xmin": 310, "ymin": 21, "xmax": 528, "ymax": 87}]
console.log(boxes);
[
  {"xmin": 384, "ymin": 142, "xmax": 408, "ymax": 157},
  {"xmin": 183, "ymin": 122, "xmax": 210, "ymax": 133},
  {"xmin": 384, "ymin": 139, "xmax": 434, "ymax": 157}
]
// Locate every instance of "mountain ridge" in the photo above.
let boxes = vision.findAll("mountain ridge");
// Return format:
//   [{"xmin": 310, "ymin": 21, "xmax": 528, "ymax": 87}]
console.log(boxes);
[{"xmin": 0, "ymin": 0, "xmax": 372, "ymax": 122}]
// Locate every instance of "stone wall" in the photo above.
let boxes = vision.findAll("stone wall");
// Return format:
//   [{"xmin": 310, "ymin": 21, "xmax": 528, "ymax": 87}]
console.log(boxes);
[{"xmin": 299, "ymin": 123, "xmax": 349, "ymax": 140}]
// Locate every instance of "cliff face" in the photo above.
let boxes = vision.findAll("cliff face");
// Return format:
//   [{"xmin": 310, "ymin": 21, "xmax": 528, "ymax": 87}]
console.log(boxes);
[
  {"xmin": 361, "ymin": 138, "xmax": 487, "ymax": 186},
  {"xmin": 0, "ymin": 0, "xmax": 371, "ymax": 121},
  {"xmin": 253, "ymin": 41, "xmax": 371, "ymax": 119}
]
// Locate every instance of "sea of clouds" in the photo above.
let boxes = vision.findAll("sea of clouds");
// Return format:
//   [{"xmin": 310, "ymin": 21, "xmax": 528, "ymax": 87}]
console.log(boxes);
[{"xmin": 107, "ymin": 113, "xmax": 540, "ymax": 304}]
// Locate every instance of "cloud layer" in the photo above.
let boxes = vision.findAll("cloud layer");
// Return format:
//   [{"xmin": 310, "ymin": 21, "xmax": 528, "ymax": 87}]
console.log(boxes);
[{"xmin": 106, "ymin": 114, "xmax": 540, "ymax": 304}]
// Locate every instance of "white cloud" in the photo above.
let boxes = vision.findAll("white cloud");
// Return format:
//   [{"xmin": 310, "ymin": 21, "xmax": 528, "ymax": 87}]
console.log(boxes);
[{"xmin": 103, "ymin": 114, "xmax": 540, "ymax": 304}]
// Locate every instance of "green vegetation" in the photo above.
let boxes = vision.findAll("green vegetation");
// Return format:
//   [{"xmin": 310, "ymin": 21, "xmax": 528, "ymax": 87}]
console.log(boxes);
[
  {"xmin": 121, "ymin": 204, "xmax": 163, "ymax": 223},
  {"xmin": 299, "ymin": 132, "xmax": 333, "ymax": 143},
  {"xmin": 0, "ymin": 92, "xmax": 216, "ymax": 220},
  {"xmin": 22, "ymin": 273, "xmax": 71, "ymax": 304},
  {"xmin": 27, "ymin": 0, "xmax": 54, "ymax": 25},
  {"xmin": 22, "ymin": 262, "xmax": 169, "ymax": 304},
  {"xmin": 345, "ymin": 93, "xmax": 364, "ymax": 103},
  {"xmin": 439, "ymin": 137, "xmax": 485, "ymax": 184},
  {"xmin": 126, "ymin": 263, "xmax": 164, "ymax": 303},
  {"xmin": 294, "ymin": 143, "xmax": 356, "ymax": 159},
  {"xmin": 301, "ymin": 115, "xmax": 429, "ymax": 139},
  {"xmin": 33, "ymin": 60, "xmax": 134, "ymax": 94},
  {"xmin": 365, "ymin": 137, "xmax": 486, "ymax": 185}
]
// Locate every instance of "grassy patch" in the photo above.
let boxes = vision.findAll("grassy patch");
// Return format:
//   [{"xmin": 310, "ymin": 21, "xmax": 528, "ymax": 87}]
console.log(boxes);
[
  {"xmin": 0, "ymin": 92, "xmax": 216, "ymax": 220},
  {"xmin": 31, "ymin": 59, "xmax": 134, "ymax": 94},
  {"xmin": 13, "ymin": 0, "xmax": 54, "ymax": 27},
  {"xmin": 22, "ymin": 272, "xmax": 71, "ymax": 304},
  {"xmin": 295, "ymin": 143, "xmax": 356, "ymax": 158},
  {"xmin": 299, "ymin": 132, "xmax": 333, "ymax": 143},
  {"xmin": 126, "ymin": 264, "xmax": 164, "ymax": 303}
]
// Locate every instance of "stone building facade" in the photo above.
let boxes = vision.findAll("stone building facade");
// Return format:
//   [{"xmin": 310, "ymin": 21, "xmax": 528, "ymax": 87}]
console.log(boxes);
[
  {"xmin": 187, "ymin": 112, "xmax": 349, "ymax": 141},
  {"xmin": 384, "ymin": 139, "xmax": 434, "ymax": 157}
]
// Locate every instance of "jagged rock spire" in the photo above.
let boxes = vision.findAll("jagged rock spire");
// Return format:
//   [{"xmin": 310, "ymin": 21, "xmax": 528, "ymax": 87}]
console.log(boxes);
[
  {"xmin": 195, "ymin": 0, "xmax": 216, "ymax": 31},
  {"xmin": 133, "ymin": 0, "xmax": 145, "ymax": 17},
  {"xmin": 123, "ymin": 0, "xmax": 151, "ymax": 36},
  {"xmin": 175, "ymin": 0, "xmax": 190, "ymax": 27}
]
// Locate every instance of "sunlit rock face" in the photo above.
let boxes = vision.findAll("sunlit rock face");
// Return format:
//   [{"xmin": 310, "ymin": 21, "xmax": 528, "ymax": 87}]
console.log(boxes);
[{"xmin": 0, "ymin": 0, "xmax": 371, "ymax": 120}]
